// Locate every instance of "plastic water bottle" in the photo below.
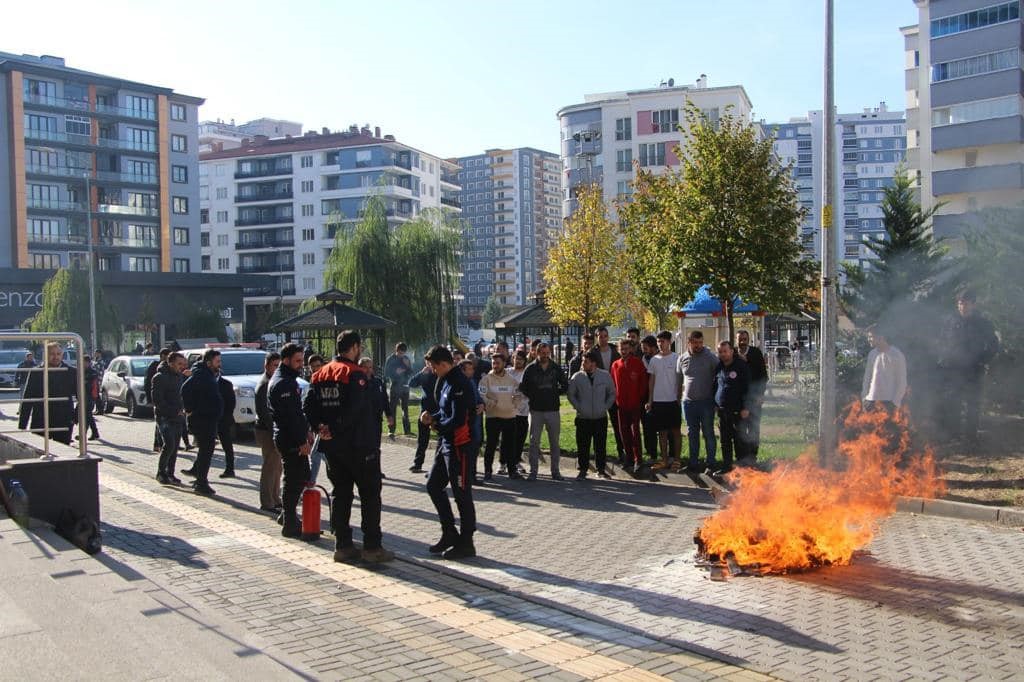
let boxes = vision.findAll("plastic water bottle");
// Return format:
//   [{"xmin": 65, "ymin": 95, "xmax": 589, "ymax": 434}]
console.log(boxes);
[{"xmin": 7, "ymin": 480, "xmax": 29, "ymax": 527}]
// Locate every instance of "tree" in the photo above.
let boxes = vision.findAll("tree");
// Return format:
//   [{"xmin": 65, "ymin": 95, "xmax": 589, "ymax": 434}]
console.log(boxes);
[
  {"xmin": 481, "ymin": 295, "xmax": 504, "ymax": 328},
  {"xmin": 544, "ymin": 183, "xmax": 628, "ymax": 331},
  {"xmin": 174, "ymin": 298, "xmax": 228, "ymax": 342},
  {"xmin": 621, "ymin": 105, "xmax": 813, "ymax": 340},
  {"xmin": 841, "ymin": 169, "xmax": 945, "ymax": 330},
  {"xmin": 27, "ymin": 268, "xmax": 119, "ymax": 347}
]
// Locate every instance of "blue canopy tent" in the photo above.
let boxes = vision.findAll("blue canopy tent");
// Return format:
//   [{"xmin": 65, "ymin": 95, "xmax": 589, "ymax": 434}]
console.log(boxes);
[{"xmin": 671, "ymin": 285, "xmax": 765, "ymax": 345}]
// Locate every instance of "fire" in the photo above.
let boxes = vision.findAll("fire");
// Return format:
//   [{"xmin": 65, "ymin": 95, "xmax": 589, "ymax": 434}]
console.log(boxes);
[{"xmin": 696, "ymin": 402, "xmax": 945, "ymax": 574}]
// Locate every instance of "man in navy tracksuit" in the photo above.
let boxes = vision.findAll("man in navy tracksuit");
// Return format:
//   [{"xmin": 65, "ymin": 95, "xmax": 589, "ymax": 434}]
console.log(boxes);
[
  {"xmin": 180, "ymin": 349, "xmax": 223, "ymax": 496},
  {"xmin": 421, "ymin": 345, "xmax": 478, "ymax": 560},
  {"xmin": 268, "ymin": 343, "xmax": 311, "ymax": 537}
]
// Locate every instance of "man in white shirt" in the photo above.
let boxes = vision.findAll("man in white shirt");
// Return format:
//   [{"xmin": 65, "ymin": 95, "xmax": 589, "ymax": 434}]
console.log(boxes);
[
  {"xmin": 862, "ymin": 326, "xmax": 907, "ymax": 412},
  {"xmin": 645, "ymin": 330, "xmax": 682, "ymax": 470}
]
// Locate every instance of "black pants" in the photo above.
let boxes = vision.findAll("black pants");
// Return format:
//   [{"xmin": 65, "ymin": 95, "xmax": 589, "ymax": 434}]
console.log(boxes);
[
  {"xmin": 513, "ymin": 415, "xmax": 529, "ymax": 465},
  {"xmin": 190, "ymin": 422, "xmax": 217, "ymax": 484},
  {"xmin": 740, "ymin": 397, "xmax": 763, "ymax": 458},
  {"xmin": 717, "ymin": 409, "xmax": 747, "ymax": 468},
  {"xmin": 280, "ymin": 447, "xmax": 310, "ymax": 521},
  {"xmin": 427, "ymin": 440, "xmax": 476, "ymax": 538},
  {"xmin": 575, "ymin": 416, "xmax": 608, "ymax": 474},
  {"xmin": 155, "ymin": 422, "xmax": 191, "ymax": 450},
  {"xmin": 217, "ymin": 420, "xmax": 235, "ymax": 471},
  {"xmin": 942, "ymin": 371, "xmax": 983, "ymax": 441},
  {"xmin": 607, "ymin": 403, "xmax": 624, "ymax": 457},
  {"xmin": 325, "ymin": 449, "xmax": 383, "ymax": 550},
  {"xmin": 483, "ymin": 416, "xmax": 515, "ymax": 474},
  {"xmin": 157, "ymin": 418, "xmax": 183, "ymax": 478},
  {"xmin": 389, "ymin": 386, "xmax": 411, "ymax": 435},
  {"xmin": 414, "ymin": 416, "xmax": 431, "ymax": 468},
  {"xmin": 82, "ymin": 399, "xmax": 98, "ymax": 436},
  {"xmin": 641, "ymin": 408, "xmax": 658, "ymax": 460}
]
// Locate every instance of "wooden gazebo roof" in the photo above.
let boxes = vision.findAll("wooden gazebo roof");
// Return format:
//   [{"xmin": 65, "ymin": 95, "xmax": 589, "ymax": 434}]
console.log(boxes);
[{"xmin": 271, "ymin": 289, "xmax": 395, "ymax": 332}]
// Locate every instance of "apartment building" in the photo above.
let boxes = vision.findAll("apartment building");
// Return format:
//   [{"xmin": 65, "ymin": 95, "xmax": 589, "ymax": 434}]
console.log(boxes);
[
  {"xmin": 556, "ymin": 76, "xmax": 754, "ymax": 219},
  {"xmin": 456, "ymin": 148, "xmax": 561, "ymax": 322},
  {"xmin": 199, "ymin": 125, "xmax": 460, "ymax": 318},
  {"xmin": 1, "ymin": 51, "xmax": 204, "ymax": 275},
  {"xmin": 770, "ymin": 104, "xmax": 906, "ymax": 267},
  {"xmin": 903, "ymin": 0, "xmax": 1024, "ymax": 239},
  {"xmin": 199, "ymin": 118, "xmax": 302, "ymax": 153}
]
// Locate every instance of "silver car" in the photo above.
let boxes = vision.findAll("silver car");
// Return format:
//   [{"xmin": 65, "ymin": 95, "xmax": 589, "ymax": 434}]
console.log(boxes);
[
  {"xmin": 101, "ymin": 355, "xmax": 153, "ymax": 418},
  {"xmin": 0, "ymin": 349, "xmax": 30, "ymax": 388}
]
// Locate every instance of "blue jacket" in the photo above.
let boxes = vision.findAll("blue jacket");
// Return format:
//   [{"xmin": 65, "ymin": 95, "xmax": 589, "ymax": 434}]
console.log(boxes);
[
  {"xmin": 431, "ymin": 369, "xmax": 475, "ymax": 448},
  {"xmin": 269, "ymin": 363, "xmax": 308, "ymax": 451},
  {"xmin": 181, "ymin": 361, "xmax": 223, "ymax": 427},
  {"xmin": 409, "ymin": 366, "xmax": 437, "ymax": 410},
  {"xmin": 714, "ymin": 357, "xmax": 750, "ymax": 412}
]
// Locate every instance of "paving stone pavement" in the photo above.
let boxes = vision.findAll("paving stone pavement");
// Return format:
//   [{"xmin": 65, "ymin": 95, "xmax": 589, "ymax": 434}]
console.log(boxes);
[{"xmin": 75, "ymin": 414, "xmax": 1024, "ymax": 679}]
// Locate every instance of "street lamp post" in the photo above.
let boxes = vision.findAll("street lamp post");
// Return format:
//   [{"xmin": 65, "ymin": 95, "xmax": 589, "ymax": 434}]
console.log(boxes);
[
  {"xmin": 818, "ymin": 0, "xmax": 839, "ymax": 466},
  {"xmin": 85, "ymin": 173, "xmax": 98, "ymax": 354}
]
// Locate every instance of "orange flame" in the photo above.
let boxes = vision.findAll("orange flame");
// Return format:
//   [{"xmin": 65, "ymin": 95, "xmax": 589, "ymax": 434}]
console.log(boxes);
[{"xmin": 697, "ymin": 402, "xmax": 945, "ymax": 573}]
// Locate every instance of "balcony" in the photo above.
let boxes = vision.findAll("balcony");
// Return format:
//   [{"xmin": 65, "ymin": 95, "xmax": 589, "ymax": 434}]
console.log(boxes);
[
  {"xmin": 237, "ymin": 262, "xmax": 294, "ymax": 274},
  {"xmin": 440, "ymin": 197, "xmax": 461, "ymax": 209},
  {"xmin": 234, "ymin": 165, "xmax": 292, "ymax": 179},
  {"xmin": 97, "ymin": 203, "xmax": 160, "ymax": 218},
  {"xmin": 243, "ymin": 286, "xmax": 296, "ymax": 297},
  {"xmin": 441, "ymin": 171, "xmax": 460, "ymax": 186},
  {"xmin": 98, "ymin": 236, "xmax": 160, "ymax": 249},
  {"xmin": 235, "ymin": 239, "xmax": 295, "ymax": 250},
  {"xmin": 27, "ymin": 231, "xmax": 88, "ymax": 245},
  {"xmin": 95, "ymin": 170, "xmax": 158, "ymax": 186},
  {"xmin": 96, "ymin": 137, "xmax": 157, "ymax": 153},
  {"xmin": 27, "ymin": 197, "xmax": 86, "ymax": 212},
  {"xmin": 94, "ymin": 102, "xmax": 157, "ymax": 121},
  {"xmin": 25, "ymin": 164, "xmax": 88, "ymax": 179},
  {"xmin": 235, "ymin": 189, "xmax": 293, "ymax": 203},
  {"xmin": 235, "ymin": 214, "xmax": 293, "ymax": 227},
  {"xmin": 23, "ymin": 93, "xmax": 91, "ymax": 112},
  {"xmin": 24, "ymin": 128, "xmax": 92, "ymax": 146}
]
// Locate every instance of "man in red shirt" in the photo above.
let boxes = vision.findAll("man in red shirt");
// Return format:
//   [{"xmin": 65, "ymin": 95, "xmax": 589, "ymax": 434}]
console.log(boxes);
[{"xmin": 610, "ymin": 339, "xmax": 648, "ymax": 473}]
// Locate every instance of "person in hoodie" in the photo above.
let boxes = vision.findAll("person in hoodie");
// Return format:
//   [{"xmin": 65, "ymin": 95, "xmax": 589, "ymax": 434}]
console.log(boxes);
[
  {"xmin": 152, "ymin": 352, "xmax": 187, "ymax": 485},
  {"xmin": 180, "ymin": 349, "xmax": 224, "ymax": 496},
  {"xmin": 610, "ymin": 339, "xmax": 648, "ymax": 473},
  {"xmin": 713, "ymin": 340, "xmax": 750, "ymax": 476},
  {"xmin": 459, "ymin": 359, "xmax": 485, "ymax": 466},
  {"xmin": 519, "ymin": 342, "xmax": 569, "ymax": 481},
  {"xmin": 567, "ymin": 350, "xmax": 617, "ymax": 479},
  {"xmin": 269, "ymin": 343, "xmax": 312, "ymax": 538},
  {"xmin": 478, "ymin": 353, "xmax": 521, "ymax": 481}
]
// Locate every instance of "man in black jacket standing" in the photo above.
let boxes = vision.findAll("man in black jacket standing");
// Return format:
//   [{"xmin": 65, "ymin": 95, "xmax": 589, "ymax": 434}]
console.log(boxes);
[
  {"xmin": 303, "ymin": 331, "xmax": 393, "ymax": 563},
  {"xmin": 180, "ymin": 349, "xmax": 223, "ymax": 496},
  {"xmin": 713, "ymin": 341, "xmax": 750, "ymax": 476},
  {"xmin": 19, "ymin": 342, "xmax": 76, "ymax": 445},
  {"xmin": 269, "ymin": 343, "xmax": 311, "ymax": 538},
  {"xmin": 383, "ymin": 342, "xmax": 413, "ymax": 439},
  {"xmin": 594, "ymin": 326, "xmax": 624, "ymax": 464},
  {"xmin": 152, "ymin": 352, "xmax": 187, "ymax": 485},
  {"xmin": 736, "ymin": 330, "xmax": 768, "ymax": 461},
  {"xmin": 408, "ymin": 363, "xmax": 437, "ymax": 473},
  {"xmin": 255, "ymin": 352, "xmax": 283, "ymax": 512},
  {"xmin": 145, "ymin": 348, "xmax": 170, "ymax": 452},
  {"xmin": 216, "ymin": 373, "xmax": 236, "ymax": 478},
  {"xmin": 520, "ymin": 342, "xmax": 569, "ymax": 481}
]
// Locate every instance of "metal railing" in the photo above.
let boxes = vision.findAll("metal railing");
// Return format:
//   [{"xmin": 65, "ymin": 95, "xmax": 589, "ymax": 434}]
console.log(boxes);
[{"xmin": 0, "ymin": 332, "xmax": 87, "ymax": 460}]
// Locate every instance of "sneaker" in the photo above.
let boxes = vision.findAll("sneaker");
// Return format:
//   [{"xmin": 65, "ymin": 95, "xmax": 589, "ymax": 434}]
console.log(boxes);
[
  {"xmin": 526, "ymin": 472, "xmax": 537, "ymax": 481},
  {"xmin": 669, "ymin": 460, "xmax": 683, "ymax": 472},
  {"xmin": 192, "ymin": 481, "xmax": 215, "ymax": 496},
  {"xmin": 388, "ymin": 433, "xmax": 396, "ymax": 441},
  {"xmin": 181, "ymin": 467, "xmax": 196, "ymax": 477},
  {"xmin": 281, "ymin": 523, "xmax": 301, "ymax": 538},
  {"xmin": 333, "ymin": 546, "xmax": 359, "ymax": 562},
  {"xmin": 260, "ymin": 505, "xmax": 282, "ymax": 513},
  {"xmin": 88, "ymin": 433, "xmax": 100, "ymax": 441},
  {"xmin": 156, "ymin": 473, "xmax": 171, "ymax": 485},
  {"xmin": 575, "ymin": 472, "xmax": 587, "ymax": 481},
  {"xmin": 409, "ymin": 465, "xmax": 424, "ymax": 473},
  {"xmin": 429, "ymin": 530, "xmax": 460, "ymax": 554},
  {"xmin": 497, "ymin": 465, "xmax": 507, "ymax": 475},
  {"xmin": 218, "ymin": 470, "xmax": 236, "ymax": 479},
  {"xmin": 509, "ymin": 471, "xmax": 523, "ymax": 480},
  {"xmin": 361, "ymin": 547, "xmax": 395, "ymax": 563},
  {"xmin": 167, "ymin": 476, "xmax": 182, "ymax": 486},
  {"xmin": 651, "ymin": 461, "xmax": 668, "ymax": 471},
  {"xmin": 483, "ymin": 473, "xmax": 493, "ymax": 482},
  {"xmin": 598, "ymin": 470, "xmax": 612, "ymax": 479},
  {"xmin": 442, "ymin": 541, "xmax": 476, "ymax": 560},
  {"xmin": 551, "ymin": 473, "xmax": 564, "ymax": 481}
]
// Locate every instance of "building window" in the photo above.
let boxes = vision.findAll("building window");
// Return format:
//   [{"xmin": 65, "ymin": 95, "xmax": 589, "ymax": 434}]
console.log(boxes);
[
  {"xmin": 217, "ymin": 234, "xmax": 229, "ymax": 246},
  {"xmin": 216, "ymin": 187, "xmax": 228, "ymax": 199},
  {"xmin": 301, "ymin": 180, "xmax": 314, "ymax": 192},
  {"xmin": 300, "ymin": 155, "xmax": 313, "ymax": 168},
  {"xmin": 23, "ymin": 78, "xmax": 57, "ymax": 101},
  {"xmin": 217, "ymin": 258, "xmax": 229, "ymax": 270},
  {"xmin": 932, "ymin": 48, "xmax": 1020, "ymax": 82},
  {"xmin": 301, "ymin": 204, "xmax": 314, "ymax": 217},
  {"xmin": 302, "ymin": 277, "xmax": 316, "ymax": 290},
  {"xmin": 616, "ymin": 148, "xmax": 633, "ymax": 172},
  {"xmin": 173, "ymin": 258, "xmax": 190, "ymax": 273},
  {"xmin": 302, "ymin": 228, "xmax": 315, "ymax": 241},
  {"xmin": 171, "ymin": 134, "xmax": 187, "ymax": 152},
  {"xmin": 128, "ymin": 256, "xmax": 157, "ymax": 272},
  {"xmin": 200, "ymin": 231, "xmax": 210, "ymax": 247},
  {"xmin": 126, "ymin": 96, "xmax": 154, "ymax": 118},
  {"xmin": 200, "ymin": 208, "xmax": 209, "ymax": 224},
  {"xmin": 302, "ymin": 253, "xmax": 315, "ymax": 265},
  {"xmin": 930, "ymin": 2, "xmax": 1019, "ymax": 38},
  {"xmin": 30, "ymin": 253, "xmax": 61, "ymax": 269},
  {"xmin": 201, "ymin": 255, "xmax": 210, "ymax": 270},
  {"xmin": 65, "ymin": 115, "xmax": 91, "ymax": 136},
  {"xmin": 172, "ymin": 165, "xmax": 188, "ymax": 183},
  {"xmin": 216, "ymin": 210, "xmax": 228, "ymax": 223},
  {"xmin": 615, "ymin": 117, "xmax": 632, "ymax": 141},
  {"xmin": 170, "ymin": 103, "xmax": 186, "ymax": 121},
  {"xmin": 652, "ymin": 109, "xmax": 679, "ymax": 134},
  {"xmin": 638, "ymin": 143, "xmax": 666, "ymax": 167},
  {"xmin": 173, "ymin": 227, "xmax": 190, "ymax": 245},
  {"xmin": 932, "ymin": 95, "xmax": 1020, "ymax": 126},
  {"xmin": 172, "ymin": 196, "xmax": 188, "ymax": 214}
]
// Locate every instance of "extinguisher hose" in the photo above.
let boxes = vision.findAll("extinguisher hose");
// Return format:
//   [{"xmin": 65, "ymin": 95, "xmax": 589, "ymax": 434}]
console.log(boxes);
[{"xmin": 315, "ymin": 485, "xmax": 332, "ymax": 533}]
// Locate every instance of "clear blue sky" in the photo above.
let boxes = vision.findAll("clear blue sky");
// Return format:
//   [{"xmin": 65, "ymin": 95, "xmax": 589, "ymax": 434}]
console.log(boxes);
[{"xmin": 1, "ymin": 0, "xmax": 918, "ymax": 157}]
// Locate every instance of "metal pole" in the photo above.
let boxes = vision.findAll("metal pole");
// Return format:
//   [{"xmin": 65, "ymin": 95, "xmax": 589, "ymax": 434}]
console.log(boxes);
[
  {"xmin": 818, "ymin": 0, "xmax": 839, "ymax": 467},
  {"xmin": 76, "ymin": 341, "xmax": 87, "ymax": 458},
  {"xmin": 42, "ymin": 340, "xmax": 51, "ymax": 460},
  {"xmin": 86, "ymin": 174, "xmax": 98, "ymax": 353}
]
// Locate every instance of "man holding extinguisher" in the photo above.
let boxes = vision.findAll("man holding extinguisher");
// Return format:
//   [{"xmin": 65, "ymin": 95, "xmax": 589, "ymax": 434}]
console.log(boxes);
[
  {"xmin": 303, "ymin": 330, "xmax": 394, "ymax": 564},
  {"xmin": 268, "ymin": 343, "xmax": 312, "ymax": 538}
]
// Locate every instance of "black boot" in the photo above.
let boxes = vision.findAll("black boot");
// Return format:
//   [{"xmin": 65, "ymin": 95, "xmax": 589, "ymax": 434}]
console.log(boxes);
[
  {"xmin": 428, "ymin": 525, "xmax": 460, "ymax": 554},
  {"xmin": 443, "ymin": 536, "xmax": 476, "ymax": 560},
  {"xmin": 281, "ymin": 510, "xmax": 301, "ymax": 538}
]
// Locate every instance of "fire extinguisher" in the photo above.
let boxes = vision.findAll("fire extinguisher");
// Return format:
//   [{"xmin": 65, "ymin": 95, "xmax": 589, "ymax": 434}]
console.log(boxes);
[{"xmin": 300, "ymin": 435, "xmax": 331, "ymax": 542}]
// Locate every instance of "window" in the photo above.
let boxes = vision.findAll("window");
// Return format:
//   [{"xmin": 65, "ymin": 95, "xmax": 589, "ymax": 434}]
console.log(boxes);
[
  {"xmin": 170, "ymin": 103, "xmax": 186, "ymax": 121},
  {"xmin": 615, "ymin": 117, "xmax": 632, "ymax": 141},
  {"xmin": 302, "ymin": 253, "xmax": 315, "ymax": 265},
  {"xmin": 932, "ymin": 48, "xmax": 1020, "ymax": 82},
  {"xmin": 127, "ymin": 127, "xmax": 155, "ymax": 151},
  {"xmin": 25, "ymin": 113, "xmax": 57, "ymax": 134},
  {"xmin": 301, "ymin": 180, "xmax": 314, "ymax": 193},
  {"xmin": 171, "ymin": 134, "xmax": 187, "ymax": 152},
  {"xmin": 303, "ymin": 277, "xmax": 316, "ymax": 290},
  {"xmin": 616, "ymin": 148, "xmax": 633, "ymax": 172},
  {"xmin": 201, "ymin": 255, "xmax": 211, "ymax": 270},
  {"xmin": 302, "ymin": 228, "xmax": 315, "ymax": 241},
  {"xmin": 300, "ymin": 155, "xmax": 313, "ymax": 168},
  {"xmin": 216, "ymin": 210, "xmax": 228, "ymax": 223},
  {"xmin": 172, "ymin": 165, "xmax": 188, "ymax": 183},
  {"xmin": 23, "ymin": 78, "xmax": 57, "ymax": 101},
  {"xmin": 172, "ymin": 197, "xmax": 188, "ymax": 214},
  {"xmin": 217, "ymin": 234, "xmax": 229, "ymax": 247},
  {"xmin": 930, "ymin": 2, "xmax": 1019, "ymax": 38},
  {"xmin": 200, "ymin": 231, "xmax": 210, "ymax": 247},
  {"xmin": 966, "ymin": 150, "xmax": 978, "ymax": 167},
  {"xmin": 173, "ymin": 258, "xmax": 190, "ymax": 273},
  {"xmin": 638, "ymin": 143, "xmax": 666, "ymax": 167},
  {"xmin": 932, "ymin": 95, "xmax": 1020, "ymax": 126},
  {"xmin": 173, "ymin": 227, "xmax": 190, "ymax": 245},
  {"xmin": 30, "ymin": 253, "xmax": 61, "ymax": 269},
  {"xmin": 301, "ymin": 204, "xmax": 314, "ymax": 217},
  {"xmin": 65, "ymin": 115, "xmax": 91, "ymax": 136},
  {"xmin": 126, "ymin": 95, "xmax": 154, "ymax": 118},
  {"xmin": 700, "ymin": 108, "xmax": 721, "ymax": 129},
  {"xmin": 200, "ymin": 208, "xmax": 209, "ymax": 224},
  {"xmin": 128, "ymin": 256, "xmax": 157, "ymax": 272},
  {"xmin": 216, "ymin": 187, "xmax": 228, "ymax": 199},
  {"xmin": 652, "ymin": 109, "xmax": 679, "ymax": 133},
  {"xmin": 616, "ymin": 180, "xmax": 633, "ymax": 199},
  {"xmin": 216, "ymin": 258, "xmax": 229, "ymax": 270}
]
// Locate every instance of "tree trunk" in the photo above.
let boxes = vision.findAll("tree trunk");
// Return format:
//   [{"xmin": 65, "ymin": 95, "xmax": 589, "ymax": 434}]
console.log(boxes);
[{"xmin": 726, "ymin": 297, "xmax": 735, "ymax": 343}]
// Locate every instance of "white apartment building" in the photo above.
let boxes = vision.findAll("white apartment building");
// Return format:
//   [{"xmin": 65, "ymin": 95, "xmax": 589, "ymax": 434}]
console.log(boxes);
[
  {"xmin": 198, "ymin": 125, "xmax": 460, "ymax": 321},
  {"xmin": 556, "ymin": 76, "xmax": 754, "ymax": 218},
  {"xmin": 198, "ymin": 118, "xmax": 303, "ymax": 153}
]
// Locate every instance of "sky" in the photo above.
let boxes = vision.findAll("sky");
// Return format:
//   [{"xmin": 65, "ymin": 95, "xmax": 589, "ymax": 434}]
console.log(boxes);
[{"xmin": 1, "ymin": 0, "xmax": 919, "ymax": 157}]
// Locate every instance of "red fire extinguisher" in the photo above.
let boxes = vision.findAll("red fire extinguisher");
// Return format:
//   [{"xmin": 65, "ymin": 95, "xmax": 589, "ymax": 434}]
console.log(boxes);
[{"xmin": 300, "ymin": 435, "xmax": 331, "ymax": 542}]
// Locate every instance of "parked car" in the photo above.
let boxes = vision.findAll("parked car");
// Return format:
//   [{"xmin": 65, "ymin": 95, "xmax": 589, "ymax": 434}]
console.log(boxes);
[
  {"xmin": 101, "ymin": 355, "xmax": 153, "ymax": 417},
  {"xmin": 180, "ymin": 348, "xmax": 308, "ymax": 428},
  {"xmin": 0, "ymin": 349, "xmax": 30, "ymax": 388}
]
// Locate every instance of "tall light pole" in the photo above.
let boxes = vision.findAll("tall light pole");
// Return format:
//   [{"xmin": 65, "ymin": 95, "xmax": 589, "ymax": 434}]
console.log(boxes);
[
  {"xmin": 818, "ymin": 0, "xmax": 838, "ymax": 466},
  {"xmin": 85, "ymin": 172, "xmax": 98, "ymax": 354}
]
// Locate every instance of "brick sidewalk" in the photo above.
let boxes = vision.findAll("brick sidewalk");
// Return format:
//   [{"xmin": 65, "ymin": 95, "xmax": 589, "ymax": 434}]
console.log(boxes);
[{"xmin": 81, "ymin": 414, "xmax": 1024, "ymax": 680}]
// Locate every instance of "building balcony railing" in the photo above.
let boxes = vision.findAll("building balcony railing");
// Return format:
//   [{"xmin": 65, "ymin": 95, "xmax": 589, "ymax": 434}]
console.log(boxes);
[
  {"xmin": 94, "ymin": 102, "xmax": 157, "ymax": 121},
  {"xmin": 95, "ymin": 170, "xmax": 158, "ymax": 185},
  {"xmin": 440, "ymin": 197, "xmax": 461, "ymax": 208},
  {"xmin": 27, "ymin": 232, "xmax": 88, "ymax": 245},
  {"xmin": 23, "ymin": 93, "xmax": 91, "ymax": 112},
  {"xmin": 24, "ymin": 128, "xmax": 92, "ymax": 146},
  {"xmin": 243, "ymin": 286, "xmax": 296, "ymax": 297},
  {"xmin": 25, "ymin": 164, "xmax": 86, "ymax": 179},
  {"xmin": 96, "ymin": 137, "xmax": 157, "ymax": 153},
  {"xmin": 235, "ymin": 239, "xmax": 295, "ymax": 250},
  {"xmin": 440, "ymin": 172, "xmax": 459, "ymax": 185},
  {"xmin": 235, "ymin": 215, "xmax": 293, "ymax": 227},
  {"xmin": 27, "ymin": 197, "xmax": 87, "ymax": 212},
  {"xmin": 235, "ymin": 190, "xmax": 293, "ymax": 203},
  {"xmin": 97, "ymin": 203, "xmax": 160, "ymax": 218},
  {"xmin": 234, "ymin": 166, "xmax": 293, "ymax": 179},
  {"xmin": 237, "ymin": 263, "xmax": 294, "ymax": 274},
  {"xmin": 98, "ymin": 236, "xmax": 160, "ymax": 249}
]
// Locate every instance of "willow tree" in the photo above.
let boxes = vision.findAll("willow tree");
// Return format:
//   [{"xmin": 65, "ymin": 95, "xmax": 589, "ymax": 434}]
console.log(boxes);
[
  {"xmin": 543, "ymin": 183, "xmax": 627, "ymax": 332},
  {"xmin": 27, "ymin": 267, "xmax": 119, "ymax": 346},
  {"xmin": 623, "ymin": 105, "xmax": 814, "ymax": 340}
]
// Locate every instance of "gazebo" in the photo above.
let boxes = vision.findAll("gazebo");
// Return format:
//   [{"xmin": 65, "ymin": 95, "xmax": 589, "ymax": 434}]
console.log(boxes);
[
  {"xmin": 271, "ymin": 288, "xmax": 395, "ymax": 368},
  {"xmin": 492, "ymin": 290, "xmax": 583, "ymax": 367},
  {"xmin": 672, "ymin": 285, "xmax": 766, "ymax": 345}
]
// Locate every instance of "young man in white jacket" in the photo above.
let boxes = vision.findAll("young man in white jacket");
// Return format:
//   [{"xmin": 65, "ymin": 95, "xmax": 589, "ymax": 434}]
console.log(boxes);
[
  {"xmin": 862, "ymin": 326, "xmax": 907, "ymax": 412},
  {"xmin": 478, "ymin": 354, "xmax": 522, "ymax": 481},
  {"xmin": 567, "ymin": 350, "xmax": 617, "ymax": 479}
]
